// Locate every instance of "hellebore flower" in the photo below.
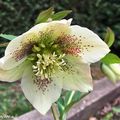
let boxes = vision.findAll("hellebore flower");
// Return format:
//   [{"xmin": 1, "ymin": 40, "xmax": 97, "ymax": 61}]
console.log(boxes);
[{"xmin": 0, "ymin": 19, "xmax": 110, "ymax": 114}]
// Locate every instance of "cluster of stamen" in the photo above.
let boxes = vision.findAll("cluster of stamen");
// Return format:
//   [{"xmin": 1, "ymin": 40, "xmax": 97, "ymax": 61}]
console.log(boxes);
[
  {"xmin": 27, "ymin": 32, "xmax": 67, "ymax": 81},
  {"xmin": 32, "ymin": 52, "xmax": 66, "ymax": 79}
]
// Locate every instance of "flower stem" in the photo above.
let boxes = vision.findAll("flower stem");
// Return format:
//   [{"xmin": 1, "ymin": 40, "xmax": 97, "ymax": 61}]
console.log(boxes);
[
  {"xmin": 66, "ymin": 91, "xmax": 75, "ymax": 105},
  {"xmin": 51, "ymin": 103, "xmax": 60, "ymax": 120},
  {"xmin": 60, "ymin": 113, "xmax": 67, "ymax": 120}
]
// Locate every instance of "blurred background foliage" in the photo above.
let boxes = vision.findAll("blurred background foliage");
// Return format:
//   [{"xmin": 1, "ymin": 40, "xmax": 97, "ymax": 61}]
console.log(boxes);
[
  {"xmin": 0, "ymin": 82, "xmax": 33, "ymax": 116},
  {"xmin": 0, "ymin": 0, "xmax": 120, "ymax": 56}
]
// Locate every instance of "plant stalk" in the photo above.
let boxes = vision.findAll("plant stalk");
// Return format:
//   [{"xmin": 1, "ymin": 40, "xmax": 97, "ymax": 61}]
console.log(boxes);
[
  {"xmin": 51, "ymin": 103, "xmax": 60, "ymax": 120},
  {"xmin": 66, "ymin": 91, "xmax": 75, "ymax": 105}
]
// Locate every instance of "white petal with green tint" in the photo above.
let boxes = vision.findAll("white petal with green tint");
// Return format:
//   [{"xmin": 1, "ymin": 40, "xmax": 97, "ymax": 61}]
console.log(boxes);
[
  {"xmin": 0, "ymin": 32, "xmax": 38, "ymax": 70},
  {"xmin": 29, "ymin": 19, "xmax": 71, "ymax": 33},
  {"xmin": 29, "ymin": 19, "xmax": 71, "ymax": 40},
  {"xmin": 5, "ymin": 32, "xmax": 37, "ymax": 56},
  {"xmin": 0, "ymin": 55, "xmax": 26, "ymax": 70},
  {"xmin": 70, "ymin": 25, "xmax": 110, "ymax": 63},
  {"xmin": 0, "ymin": 61, "xmax": 29, "ymax": 82},
  {"xmin": 21, "ymin": 65, "xmax": 62, "ymax": 115},
  {"xmin": 53, "ymin": 55, "xmax": 93, "ymax": 92}
]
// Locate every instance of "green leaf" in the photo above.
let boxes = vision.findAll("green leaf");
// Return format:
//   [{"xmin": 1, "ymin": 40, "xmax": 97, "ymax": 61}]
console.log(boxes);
[
  {"xmin": 63, "ymin": 91, "xmax": 87, "ymax": 114},
  {"xmin": 102, "ymin": 112, "xmax": 113, "ymax": 120},
  {"xmin": 65, "ymin": 92, "xmax": 86, "ymax": 111},
  {"xmin": 35, "ymin": 7, "xmax": 54, "ymax": 24},
  {"xmin": 0, "ymin": 34, "xmax": 16, "ymax": 40},
  {"xmin": 112, "ymin": 107, "xmax": 120, "ymax": 113},
  {"xmin": 57, "ymin": 97, "xmax": 65, "ymax": 114},
  {"xmin": 101, "ymin": 53, "xmax": 120, "ymax": 64},
  {"xmin": 52, "ymin": 10, "xmax": 72, "ymax": 20},
  {"xmin": 57, "ymin": 97, "xmax": 67, "ymax": 120},
  {"xmin": 57, "ymin": 91, "xmax": 87, "ymax": 120},
  {"xmin": 104, "ymin": 27, "xmax": 115, "ymax": 47},
  {"xmin": 64, "ymin": 91, "xmax": 76, "ymax": 106},
  {"xmin": 64, "ymin": 91, "xmax": 86, "ymax": 106}
]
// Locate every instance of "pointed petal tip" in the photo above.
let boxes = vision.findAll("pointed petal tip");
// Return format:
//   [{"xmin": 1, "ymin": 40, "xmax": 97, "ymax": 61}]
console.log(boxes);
[
  {"xmin": 36, "ymin": 108, "xmax": 48, "ymax": 115},
  {"xmin": 88, "ymin": 86, "xmax": 93, "ymax": 92},
  {"xmin": 81, "ymin": 84, "xmax": 93, "ymax": 93},
  {"xmin": 21, "ymin": 65, "xmax": 62, "ymax": 116},
  {"xmin": 67, "ymin": 18, "xmax": 72, "ymax": 25},
  {"xmin": 55, "ymin": 19, "xmax": 72, "ymax": 26}
]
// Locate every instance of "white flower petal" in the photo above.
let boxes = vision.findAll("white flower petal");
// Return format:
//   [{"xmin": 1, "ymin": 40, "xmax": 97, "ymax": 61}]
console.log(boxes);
[
  {"xmin": 28, "ymin": 23, "xmax": 48, "ymax": 33},
  {"xmin": 5, "ymin": 32, "xmax": 37, "ymax": 56},
  {"xmin": 53, "ymin": 55, "xmax": 93, "ymax": 92},
  {"xmin": 70, "ymin": 25, "xmax": 110, "ymax": 63},
  {"xmin": 29, "ymin": 19, "xmax": 71, "ymax": 39},
  {"xmin": 21, "ymin": 65, "xmax": 62, "ymax": 115},
  {"xmin": 0, "ymin": 32, "xmax": 38, "ymax": 70},
  {"xmin": 0, "ymin": 61, "xmax": 29, "ymax": 82},
  {"xmin": 29, "ymin": 19, "xmax": 72, "ymax": 33},
  {"xmin": 52, "ymin": 19, "xmax": 72, "ymax": 25},
  {"xmin": 0, "ymin": 55, "xmax": 26, "ymax": 70}
]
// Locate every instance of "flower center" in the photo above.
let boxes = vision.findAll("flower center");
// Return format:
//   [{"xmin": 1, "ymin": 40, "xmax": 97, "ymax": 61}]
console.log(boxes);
[{"xmin": 27, "ymin": 32, "xmax": 66, "ymax": 80}]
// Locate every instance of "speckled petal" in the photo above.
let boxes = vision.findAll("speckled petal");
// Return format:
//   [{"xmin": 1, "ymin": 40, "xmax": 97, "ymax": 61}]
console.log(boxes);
[
  {"xmin": 70, "ymin": 25, "xmax": 110, "ymax": 63},
  {"xmin": 0, "ymin": 32, "xmax": 38, "ymax": 70},
  {"xmin": 52, "ymin": 55, "xmax": 93, "ymax": 92},
  {"xmin": 21, "ymin": 65, "xmax": 62, "ymax": 115}
]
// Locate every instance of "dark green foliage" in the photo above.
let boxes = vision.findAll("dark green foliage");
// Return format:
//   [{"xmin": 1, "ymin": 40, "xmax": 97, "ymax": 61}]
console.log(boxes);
[{"xmin": 0, "ymin": 0, "xmax": 53, "ymax": 35}]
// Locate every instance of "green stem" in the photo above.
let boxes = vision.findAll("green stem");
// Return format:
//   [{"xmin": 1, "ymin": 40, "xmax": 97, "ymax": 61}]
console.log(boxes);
[
  {"xmin": 60, "ymin": 113, "xmax": 67, "ymax": 120},
  {"xmin": 66, "ymin": 91, "xmax": 75, "ymax": 106},
  {"xmin": 60, "ymin": 91, "xmax": 76, "ymax": 120},
  {"xmin": 51, "ymin": 103, "xmax": 60, "ymax": 120}
]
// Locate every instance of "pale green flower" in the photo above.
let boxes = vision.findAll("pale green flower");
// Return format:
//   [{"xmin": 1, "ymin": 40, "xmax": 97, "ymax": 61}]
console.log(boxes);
[{"xmin": 0, "ymin": 19, "xmax": 110, "ymax": 114}]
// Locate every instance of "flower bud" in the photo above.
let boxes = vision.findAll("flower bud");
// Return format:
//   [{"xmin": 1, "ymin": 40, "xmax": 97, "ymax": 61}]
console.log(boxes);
[{"xmin": 101, "ymin": 63, "xmax": 120, "ymax": 82}]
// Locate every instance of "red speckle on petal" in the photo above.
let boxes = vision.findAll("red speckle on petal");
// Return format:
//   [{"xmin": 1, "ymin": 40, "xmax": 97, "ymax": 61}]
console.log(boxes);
[
  {"xmin": 65, "ymin": 47, "xmax": 81, "ymax": 55},
  {"xmin": 12, "ymin": 41, "xmax": 35, "ymax": 61},
  {"xmin": 33, "ymin": 76, "xmax": 52, "ymax": 93},
  {"xmin": 57, "ymin": 35, "xmax": 81, "ymax": 56}
]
